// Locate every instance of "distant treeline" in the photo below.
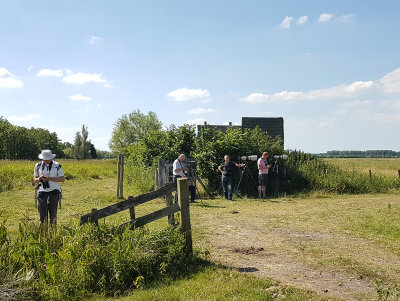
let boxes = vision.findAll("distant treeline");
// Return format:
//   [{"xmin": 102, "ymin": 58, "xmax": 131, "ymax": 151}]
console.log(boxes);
[
  {"xmin": 316, "ymin": 150, "xmax": 400, "ymax": 158},
  {"xmin": 0, "ymin": 117, "xmax": 112, "ymax": 160}
]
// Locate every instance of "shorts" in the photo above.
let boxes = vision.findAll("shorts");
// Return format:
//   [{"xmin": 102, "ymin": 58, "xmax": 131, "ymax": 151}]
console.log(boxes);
[{"xmin": 258, "ymin": 174, "xmax": 268, "ymax": 186}]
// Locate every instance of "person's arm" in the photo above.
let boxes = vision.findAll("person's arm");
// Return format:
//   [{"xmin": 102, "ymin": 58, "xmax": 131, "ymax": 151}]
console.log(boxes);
[
  {"xmin": 174, "ymin": 161, "xmax": 187, "ymax": 173},
  {"xmin": 218, "ymin": 164, "xmax": 223, "ymax": 173},
  {"xmin": 45, "ymin": 175, "xmax": 65, "ymax": 183},
  {"xmin": 258, "ymin": 159, "xmax": 270, "ymax": 170},
  {"xmin": 33, "ymin": 165, "xmax": 41, "ymax": 183},
  {"xmin": 257, "ymin": 159, "xmax": 263, "ymax": 170},
  {"xmin": 235, "ymin": 162, "xmax": 245, "ymax": 168}
]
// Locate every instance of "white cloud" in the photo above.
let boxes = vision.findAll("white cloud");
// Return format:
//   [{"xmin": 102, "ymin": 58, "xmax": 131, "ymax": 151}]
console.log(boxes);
[
  {"xmin": 37, "ymin": 69, "xmax": 64, "ymax": 77},
  {"xmin": 379, "ymin": 68, "xmax": 400, "ymax": 93},
  {"xmin": 202, "ymin": 99, "xmax": 212, "ymax": 103},
  {"xmin": 241, "ymin": 80, "xmax": 376, "ymax": 104},
  {"xmin": 167, "ymin": 88, "xmax": 210, "ymax": 101},
  {"xmin": 89, "ymin": 36, "xmax": 103, "ymax": 45},
  {"xmin": 287, "ymin": 117, "xmax": 335, "ymax": 128},
  {"xmin": 70, "ymin": 94, "xmax": 91, "ymax": 101},
  {"xmin": 62, "ymin": 72, "xmax": 108, "ymax": 85},
  {"xmin": 319, "ymin": 13, "xmax": 333, "ymax": 23},
  {"xmin": 378, "ymin": 100, "xmax": 400, "ymax": 110},
  {"xmin": 297, "ymin": 16, "xmax": 308, "ymax": 25},
  {"xmin": 188, "ymin": 108, "xmax": 215, "ymax": 114},
  {"xmin": 340, "ymin": 100, "xmax": 371, "ymax": 107},
  {"xmin": 185, "ymin": 118, "xmax": 206, "ymax": 125},
  {"xmin": 336, "ymin": 14, "xmax": 355, "ymax": 23},
  {"xmin": 355, "ymin": 110, "xmax": 400, "ymax": 123},
  {"xmin": 0, "ymin": 67, "xmax": 24, "ymax": 88},
  {"xmin": 7, "ymin": 114, "xmax": 41, "ymax": 122},
  {"xmin": 90, "ymin": 136, "xmax": 111, "ymax": 151},
  {"xmin": 279, "ymin": 16, "xmax": 294, "ymax": 29}
]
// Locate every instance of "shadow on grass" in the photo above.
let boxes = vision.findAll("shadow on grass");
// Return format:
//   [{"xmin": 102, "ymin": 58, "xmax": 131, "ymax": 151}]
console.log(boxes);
[{"xmin": 194, "ymin": 202, "xmax": 227, "ymax": 209}]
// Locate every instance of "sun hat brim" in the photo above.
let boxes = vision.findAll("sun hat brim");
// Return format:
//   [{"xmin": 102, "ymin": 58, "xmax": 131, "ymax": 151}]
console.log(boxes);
[{"xmin": 38, "ymin": 153, "xmax": 56, "ymax": 160}]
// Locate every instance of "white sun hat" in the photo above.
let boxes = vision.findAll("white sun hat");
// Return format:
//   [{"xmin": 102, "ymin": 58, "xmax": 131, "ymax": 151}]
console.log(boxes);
[{"xmin": 38, "ymin": 149, "xmax": 56, "ymax": 160}]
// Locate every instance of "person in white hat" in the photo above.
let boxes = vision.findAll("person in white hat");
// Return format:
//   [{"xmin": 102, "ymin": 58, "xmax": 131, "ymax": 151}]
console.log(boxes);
[{"xmin": 33, "ymin": 150, "xmax": 65, "ymax": 225}]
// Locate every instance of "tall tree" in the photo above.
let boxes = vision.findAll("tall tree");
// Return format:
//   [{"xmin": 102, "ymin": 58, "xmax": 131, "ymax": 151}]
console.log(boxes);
[
  {"xmin": 73, "ymin": 131, "xmax": 83, "ymax": 160},
  {"xmin": 109, "ymin": 110, "xmax": 162, "ymax": 153},
  {"xmin": 73, "ymin": 125, "xmax": 92, "ymax": 160}
]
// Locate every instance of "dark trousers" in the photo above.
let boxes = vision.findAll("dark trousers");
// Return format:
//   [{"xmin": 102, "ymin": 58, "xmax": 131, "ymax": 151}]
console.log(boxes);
[
  {"xmin": 38, "ymin": 190, "xmax": 60, "ymax": 224},
  {"xmin": 221, "ymin": 176, "xmax": 233, "ymax": 200}
]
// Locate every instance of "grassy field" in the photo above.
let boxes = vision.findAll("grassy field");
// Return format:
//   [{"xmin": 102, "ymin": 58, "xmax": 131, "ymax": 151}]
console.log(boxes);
[
  {"xmin": 1, "ymin": 158, "xmax": 400, "ymax": 300},
  {"xmin": 324, "ymin": 158, "xmax": 400, "ymax": 178}
]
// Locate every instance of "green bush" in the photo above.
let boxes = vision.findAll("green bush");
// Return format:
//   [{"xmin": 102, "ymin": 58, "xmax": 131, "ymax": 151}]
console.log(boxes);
[
  {"xmin": 124, "ymin": 160, "xmax": 156, "ymax": 195},
  {"xmin": 0, "ymin": 220, "xmax": 191, "ymax": 300},
  {"xmin": 282, "ymin": 152, "xmax": 400, "ymax": 194},
  {"xmin": 193, "ymin": 126, "xmax": 283, "ymax": 196}
]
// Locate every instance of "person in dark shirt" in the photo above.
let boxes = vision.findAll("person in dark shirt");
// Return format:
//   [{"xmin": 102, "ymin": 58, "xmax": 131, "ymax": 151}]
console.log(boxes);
[{"xmin": 218, "ymin": 155, "xmax": 245, "ymax": 201}]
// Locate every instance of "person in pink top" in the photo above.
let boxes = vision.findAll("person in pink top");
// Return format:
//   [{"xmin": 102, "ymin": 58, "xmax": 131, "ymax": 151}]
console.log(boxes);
[{"xmin": 257, "ymin": 152, "xmax": 271, "ymax": 199}]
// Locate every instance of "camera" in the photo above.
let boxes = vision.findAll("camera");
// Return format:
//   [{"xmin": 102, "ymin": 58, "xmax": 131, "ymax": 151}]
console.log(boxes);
[
  {"xmin": 239, "ymin": 155, "xmax": 258, "ymax": 162},
  {"xmin": 40, "ymin": 180, "xmax": 50, "ymax": 189},
  {"xmin": 273, "ymin": 155, "xmax": 288, "ymax": 160}
]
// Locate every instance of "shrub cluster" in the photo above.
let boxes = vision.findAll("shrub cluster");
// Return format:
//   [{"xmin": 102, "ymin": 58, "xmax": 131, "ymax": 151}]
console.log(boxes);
[{"xmin": 0, "ymin": 220, "xmax": 191, "ymax": 300}]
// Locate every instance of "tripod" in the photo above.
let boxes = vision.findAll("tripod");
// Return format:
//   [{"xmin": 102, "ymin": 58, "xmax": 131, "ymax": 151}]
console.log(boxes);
[
  {"xmin": 235, "ymin": 163, "xmax": 258, "ymax": 193},
  {"xmin": 271, "ymin": 159, "xmax": 286, "ymax": 197}
]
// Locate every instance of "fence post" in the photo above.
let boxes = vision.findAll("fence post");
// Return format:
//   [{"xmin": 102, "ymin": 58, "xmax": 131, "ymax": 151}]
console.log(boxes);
[
  {"xmin": 117, "ymin": 154, "xmax": 124, "ymax": 199},
  {"xmin": 158, "ymin": 159, "xmax": 165, "ymax": 186},
  {"xmin": 129, "ymin": 194, "xmax": 135, "ymax": 224},
  {"xmin": 398, "ymin": 170, "xmax": 400, "ymax": 178},
  {"xmin": 91, "ymin": 208, "xmax": 99, "ymax": 227},
  {"xmin": 159, "ymin": 159, "xmax": 175, "ymax": 225},
  {"xmin": 369, "ymin": 170, "xmax": 372, "ymax": 179},
  {"xmin": 177, "ymin": 178, "xmax": 192, "ymax": 255}
]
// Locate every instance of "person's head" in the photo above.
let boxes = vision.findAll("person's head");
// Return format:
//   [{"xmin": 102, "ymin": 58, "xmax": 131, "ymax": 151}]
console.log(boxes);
[
  {"xmin": 178, "ymin": 154, "xmax": 186, "ymax": 162},
  {"xmin": 262, "ymin": 152, "xmax": 269, "ymax": 159},
  {"xmin": 38, "ymin": 149, "xmax": 56, "ymax": 164},
  {"xmin": 224, "ymin": 155, "xmax": 230, "ymax": 163}
]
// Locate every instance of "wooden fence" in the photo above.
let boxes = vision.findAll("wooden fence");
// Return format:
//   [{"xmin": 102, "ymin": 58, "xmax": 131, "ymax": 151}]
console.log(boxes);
[{"xmin": 80, "ymin": 178, "xmax": 192, "ymax": 254}]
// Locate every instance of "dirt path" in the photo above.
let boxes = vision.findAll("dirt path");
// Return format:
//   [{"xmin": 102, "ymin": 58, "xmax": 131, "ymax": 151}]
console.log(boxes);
[{"xmin": 193, "ymin": 201, "xmax": 400, "ymax": 300}]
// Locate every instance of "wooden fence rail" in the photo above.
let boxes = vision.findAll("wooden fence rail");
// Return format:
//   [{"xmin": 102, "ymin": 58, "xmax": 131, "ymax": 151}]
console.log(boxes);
[
  {"xmin": 80, "ymin": 182, "xmax": 176, "ymax": 224},
  {"xmin": 80, "ymin": 179, "xmax": 193, "ymax": 254}
]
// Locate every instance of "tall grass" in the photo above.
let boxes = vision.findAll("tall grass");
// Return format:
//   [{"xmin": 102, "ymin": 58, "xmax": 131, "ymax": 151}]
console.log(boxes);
[
  {"xmin": 283, "ymin": 155, "xmax": 400, "ymax": 194},
  {"xmin": 0, "ymin": 219, "xmax": 193, "ymax": 300},
  {"xmin": 0, "ymin": 159, "xmax": 117, "ymax": 193},
  {"xmin": 124, "ymin": 161, "xmax": 156, "ymax": 195}
]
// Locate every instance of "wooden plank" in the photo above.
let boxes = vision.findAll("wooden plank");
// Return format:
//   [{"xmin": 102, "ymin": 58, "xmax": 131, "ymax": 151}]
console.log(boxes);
[
  {"xmin": 121, "ymin": 202, "xmax": 180, "ymax": 229},
  {"xmin": 129, "ymin": 195, "xmax": 135, "ymax": 221},
  {"xmin": 81, "ymin": 182, "xmax": 176, "ymax": 224},
  {"xmin": 177, "ymin": 178, "xmax": 192, "ymax": 255},
  {"xmin": 117, "ymin": 155, "xmax": 121, "ymax": 198},
  {"xmin": 165, "ymin": 192, "xmax": 175, "ymax": 225}
]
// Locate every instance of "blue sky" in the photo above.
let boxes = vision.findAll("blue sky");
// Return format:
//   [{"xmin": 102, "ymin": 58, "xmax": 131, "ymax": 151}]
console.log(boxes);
[{"xmin": 1, "ymin": 0, "xmax": 400, "ymax": 153}]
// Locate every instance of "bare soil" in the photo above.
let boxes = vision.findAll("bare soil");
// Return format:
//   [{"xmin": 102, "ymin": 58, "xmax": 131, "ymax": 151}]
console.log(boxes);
[{"xmin": 192, "ymin": 198, "xmax": 400, "ymax": 300}]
